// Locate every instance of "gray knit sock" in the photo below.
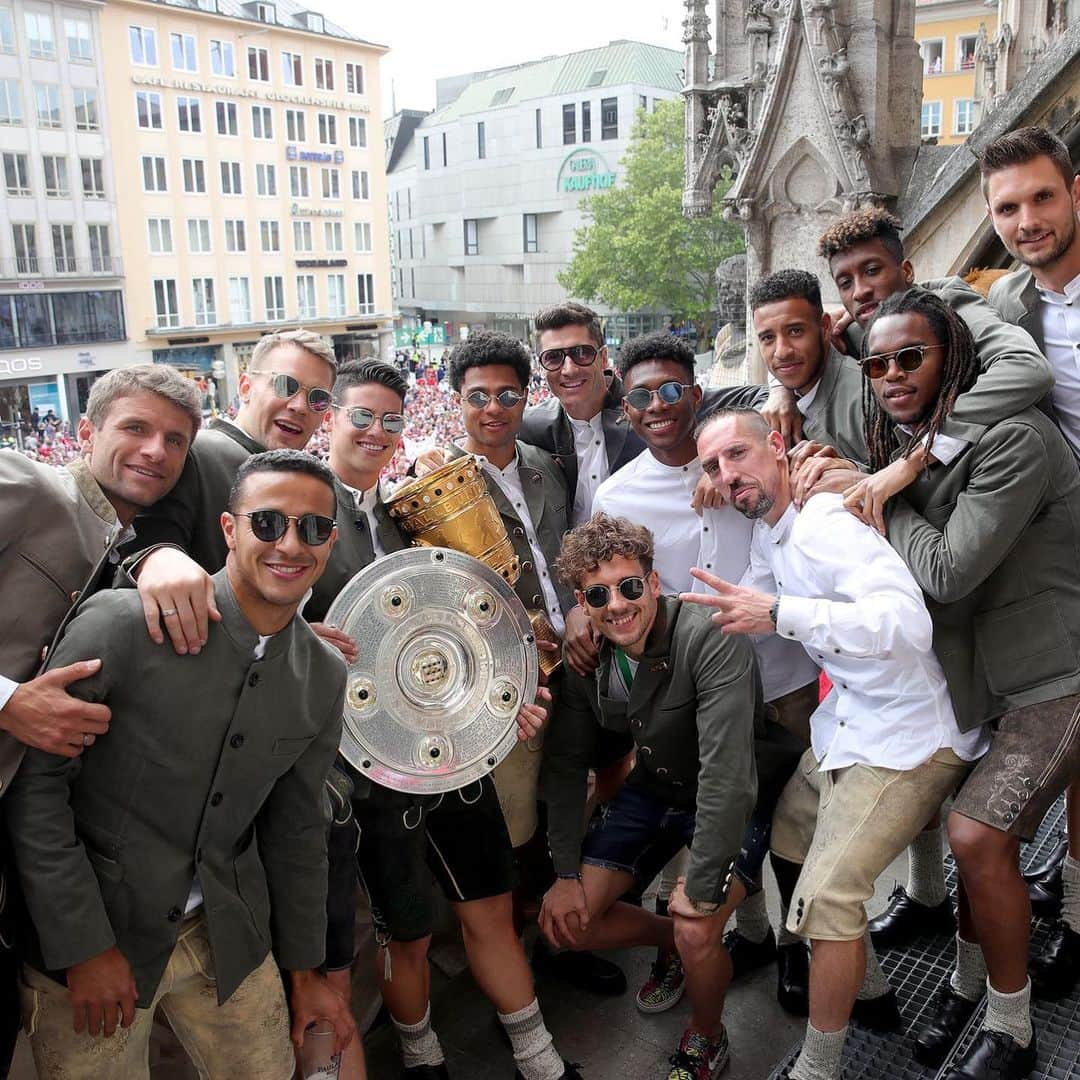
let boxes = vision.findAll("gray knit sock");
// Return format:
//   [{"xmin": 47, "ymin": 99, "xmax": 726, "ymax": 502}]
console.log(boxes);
[
  {"xmin": 499, "ymin": 999, "xmax": 564, "ymax": 1080},
  {"xmin": 856, "ymin": 933, "xmax": 891, "ymax": 1000},
  {"xmin": 983, "ymin": 978, "xmax": 1033, "ymax": 1048},
  {"xmin": 1062, "ymin": 854, "xmax": 1080, "ymax": 932},
  {"xmin": 949, "ymin": 936, "xmax": 988, "ymax": 1002},
  {"xmin": 736, "ymin": 885, "xmax": 772, "ymax": 944},
  {"xmin": 790, "ymin": 1022, "xmax": 847, "ymax": 1080},
  {"xmin": 906, "ymin": 825, "xmax": 947, "ymax": 907},
  {"xmin": 393, "ymin": 1004, "xmax": 445, "ymax": 1069}
]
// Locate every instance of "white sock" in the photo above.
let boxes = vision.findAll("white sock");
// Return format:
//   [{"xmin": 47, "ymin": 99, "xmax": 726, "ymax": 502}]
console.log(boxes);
[
  {"xmin": 906, "ymin": 825, "xmax": 947, "ymax": 907},
  {"xmin": 790, "ymin": 1022, "xmax": 847, "ymax": 1080},
  {"xmin": 983, "ymin": 978, "xmax": 1033, "ymax": 1048},
  {"xmin": 856, "ymin": 933, "xmax": 890, "ymax": 1000},
  {"xmin": 393, "ymin": 1004, "xmax": 445, "ymax": 1068},
  {"xmin": 1062, "ymin": 854, "xmax": 1080, "ymax": 932},
  {"xmin": 735, "ymin": 886, "xmax": 772, "ymax": 944},
  {"xmin": 949, "ymin": 936, "xmax": 987, "ymax": 1002},
  {"xmin": 499, "ymin": 999, "xmax": 564, "ymax": 1080}
]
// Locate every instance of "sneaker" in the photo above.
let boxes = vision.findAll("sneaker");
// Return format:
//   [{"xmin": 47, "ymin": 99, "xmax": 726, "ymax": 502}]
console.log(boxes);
[
  {"xmin": 635, "ymin": 951, "xmax": 685, "ymax": 1014},
  {"xmin": 667, "ymin": 1027, "xmax": 730, "ymax": 1080}
]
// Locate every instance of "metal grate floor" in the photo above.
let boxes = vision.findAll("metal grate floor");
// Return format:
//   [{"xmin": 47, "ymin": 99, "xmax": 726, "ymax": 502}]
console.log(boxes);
[{"xmin": 769, "ymin": 797, "xmax": 1073, "ymax": 1080}]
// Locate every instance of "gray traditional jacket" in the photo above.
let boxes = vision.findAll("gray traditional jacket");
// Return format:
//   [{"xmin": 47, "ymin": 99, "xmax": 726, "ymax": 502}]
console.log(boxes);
[
  {"xmin": 541, "ymin": 597, "xmax": 801, "ymax": 904},
  {"xmin": 6, "ymin": 570, "xmax": 347, "ymax": 1004},
  {"xmin": 988, "ymin": 267, "xmax": 1044, "ymax": 353},
  {"xmin": 886, "ymin": 408, "xmax": 1080, "ymax": 730}
]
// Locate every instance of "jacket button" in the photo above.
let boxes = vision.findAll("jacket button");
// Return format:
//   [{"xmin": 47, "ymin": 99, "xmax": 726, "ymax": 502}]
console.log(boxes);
[
  {"xmin": 230, "ymin": 734, "xmax": 244, "ymax": 749},
  {"xmin": 167, "ymin": 906, "xmax": 182, "ymax": 922},
  {"xmin": 210, "ymin": 792, "xmax": 223, "ymax": 807},
  {"xmin": 513, "ymin": 527, "xmax": 525, "ymax": 538},
  {"xmin": 248, "ymin": 673, "xmax": 260, "ymax": 687},
  {"xmin": 522, "ymin": 560, "xmax": 534, "ymax": 572},
  {"xmin": 640, "ymin": 745, "xmax": 653, "ymax": 756},
  {"xmin": 70, "ymin": 590, "xmax": 81, "ymax": 602},
  {"xmin": 656, "ymin": 767, "xmax": 669, "ymax": 777},
  {"xmin": 531, "ymin": 474, "xmax": 541, "ymax": 483},
  {"xmin": 531, "ymin": 594, "xmax": 542, "ymax": 606}
]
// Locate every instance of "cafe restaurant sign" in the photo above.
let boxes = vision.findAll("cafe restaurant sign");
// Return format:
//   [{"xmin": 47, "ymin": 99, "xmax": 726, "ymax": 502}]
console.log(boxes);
[{"xmin": 557, "ymin": 149, "xmax": 617, "ymax": 194}]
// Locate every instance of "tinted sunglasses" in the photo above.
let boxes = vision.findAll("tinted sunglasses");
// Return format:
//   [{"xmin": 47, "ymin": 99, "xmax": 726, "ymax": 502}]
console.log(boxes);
[
  {"xmin": 258, "ymin": 371, "xmax": 333, "ymax": 413},
  {"xmin": 236, "ymin": 509, "xmax": 336, "ymax": 546},
  {"xmin": 465, "ymin": 388, "xmax": 526, "ymax": 409},
  {"xmin": 582, "ymin": 576, "xmax": 647, "ymax": 609},
  {"xmin": 623, "ymin": 381, "xmax": 694, "ymax": 412},
  {"xmin": 332, "ymin": 405, "xmax": 405, "ymax": 434},
  {"xmin": 537, "ymin": 344, "xmax": 600, "ymax": 371},
  {"xmin": 859, "ymin": 343, "xmax": 944, "ymax": 381}
]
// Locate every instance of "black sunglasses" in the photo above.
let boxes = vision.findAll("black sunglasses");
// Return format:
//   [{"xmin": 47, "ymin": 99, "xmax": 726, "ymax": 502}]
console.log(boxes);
[
  {"xmin": 860, "ymin": 343, "xmax": 944, "ymax": 380},
  {"xmin": 582, "ymin": 576, "xmax": 648, "ymax": 609},
  {"xmin": 236, "ymin": 509, "xmax": 336, "ymax": 546},
  {"xmin": 257, "ymin": 371, "xmax": 333, "ymax": 413},
  {"xmin": 537, "ymin": 344, "xmax": 600, "ymax": 371},
  {"xmin": 464, "ymin": 388, "xmax": 526, "ymax": 409},
  {"xmin": 332, "ymin": 405, "xmax": 405, "ymax": 434},
  {"xmin": 623, "ymin": 381, "xmax": 694, "ymax": 412}
]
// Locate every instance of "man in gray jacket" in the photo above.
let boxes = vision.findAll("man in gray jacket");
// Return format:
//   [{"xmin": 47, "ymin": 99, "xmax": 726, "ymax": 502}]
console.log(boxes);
[{"xmin": 7, "ymin": 450, "xmax": 356, "ymax": 1079}]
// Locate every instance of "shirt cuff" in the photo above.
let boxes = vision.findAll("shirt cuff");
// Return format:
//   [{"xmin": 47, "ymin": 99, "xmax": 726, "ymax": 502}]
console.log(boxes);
[
  {"xmin": 922, "ymin": 429, "xmax": 967, "ymax": 466},
  {"xmin": 0, "ymin": 676, "xmax": 19, "ymax": 713},
  {"xmin": 774, "ymin": 595, "xmax": 818, "ymax": 646}
]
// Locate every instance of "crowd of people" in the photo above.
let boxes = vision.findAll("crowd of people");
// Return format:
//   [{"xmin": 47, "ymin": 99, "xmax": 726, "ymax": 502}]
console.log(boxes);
[{"xmin": 0, "ymin": 124, "xmax": 1078, "ymax": 1080}]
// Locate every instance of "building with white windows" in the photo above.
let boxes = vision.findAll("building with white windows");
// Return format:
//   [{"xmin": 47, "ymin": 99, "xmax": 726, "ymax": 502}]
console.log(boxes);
[
  {"xmin": 100, "ymin": 0, "xmax": 393, "ymax": 398},
  {"xmin": 385, "ymin": 41, "xmax": 683, "ymax": 346},
  {"xmin": 0, "ymin": 0, "xmax": 128, "ymax": 429}
]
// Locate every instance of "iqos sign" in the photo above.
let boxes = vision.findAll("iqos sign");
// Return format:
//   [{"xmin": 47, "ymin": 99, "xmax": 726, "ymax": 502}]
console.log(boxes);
[
  {"xmin": 557, "ymin": 149, "xmax": 617, "ymax": 193},
  {"xmin": 0, "ymin": 357, "xmax": 43, "ymax": 376}
]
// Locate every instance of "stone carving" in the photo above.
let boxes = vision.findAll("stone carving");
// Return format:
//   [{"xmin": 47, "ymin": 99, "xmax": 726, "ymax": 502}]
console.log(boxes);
[
  {"xmin": 835, "ymin": 114, "xmax": 870, "ymax": 181},
  {"xmin": 716, "ymin": 254, "xmax": 748, "ymax": 324}
]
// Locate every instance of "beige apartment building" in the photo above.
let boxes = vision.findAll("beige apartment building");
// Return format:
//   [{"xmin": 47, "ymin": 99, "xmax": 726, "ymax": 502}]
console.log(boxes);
[{"xmin": 99, "ymin": 0, "xmax": 393, "ymax": 401}]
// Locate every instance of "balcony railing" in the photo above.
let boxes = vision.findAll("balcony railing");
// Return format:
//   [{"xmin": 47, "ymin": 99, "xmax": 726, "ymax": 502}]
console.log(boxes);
[{"xmin": 0, "ymin": 256, "xmax": 124, "ymax": 281}]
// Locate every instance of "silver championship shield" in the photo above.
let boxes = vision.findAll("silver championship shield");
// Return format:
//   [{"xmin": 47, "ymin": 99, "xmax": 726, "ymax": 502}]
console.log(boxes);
[{"xmin": 326, "ymin": 546, "xmax": 540, "ymax": 794}]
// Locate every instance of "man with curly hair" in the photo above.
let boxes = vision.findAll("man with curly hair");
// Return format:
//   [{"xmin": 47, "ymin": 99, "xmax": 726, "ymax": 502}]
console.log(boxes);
[{"xmin": 539, "ymin": 512, "xmax": 802, "ymax": 1080}]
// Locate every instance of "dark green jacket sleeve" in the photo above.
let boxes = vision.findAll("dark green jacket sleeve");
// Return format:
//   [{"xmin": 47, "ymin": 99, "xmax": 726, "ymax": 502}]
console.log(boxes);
[{"xmin": 700, "ymin": 383, "xmax": 769, "ymax": 418}]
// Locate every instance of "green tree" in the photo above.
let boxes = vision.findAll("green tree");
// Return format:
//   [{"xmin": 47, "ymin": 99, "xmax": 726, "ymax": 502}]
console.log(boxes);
[{"xmin": 559, "ymin": 98, "xmax": 743, "ymax": 346}]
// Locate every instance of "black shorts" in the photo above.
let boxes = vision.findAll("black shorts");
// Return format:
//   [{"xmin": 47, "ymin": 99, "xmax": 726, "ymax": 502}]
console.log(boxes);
[{"xmin": 355, "ymin": 776, "xmax": 516, "ymax": 943}]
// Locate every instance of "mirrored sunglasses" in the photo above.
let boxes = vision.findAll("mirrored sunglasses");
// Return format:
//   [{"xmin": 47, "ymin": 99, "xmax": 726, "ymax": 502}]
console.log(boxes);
[
  {"xmin": 262, "ymin": 372, "xmax": 333, "ymax": 413},
  {"xmin": 623, "ymin": 381, "xmax": 694, "ymax": 412},
  {"xmin": 465, "ymin": 388, "xmax": 526, "ymax": 409},
  {"xmin": 333, "ymin": 405, "xmax": 405, "ymax": 434}
]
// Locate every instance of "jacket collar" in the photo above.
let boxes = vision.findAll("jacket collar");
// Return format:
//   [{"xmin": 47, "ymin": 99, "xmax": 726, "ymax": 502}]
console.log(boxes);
[
  {"xmin": 66, "ymin": 457, "xmax": 119, "ymax": 528},
  {"xmin": 210, "ymin": 417, "xmax": 265, "ymax": 456},
  {"xmin": 810, "ymin": 345, "xmax": 849, "ymax": 406},
  {"xmin": 212, "ymin": 567, "xmax": 296, "ymax": 660}
]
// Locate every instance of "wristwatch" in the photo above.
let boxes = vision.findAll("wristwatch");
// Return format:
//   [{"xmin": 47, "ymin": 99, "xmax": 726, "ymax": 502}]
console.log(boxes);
[
  {"xmin": 557, "ymin": 871, "xmax": 583, "ymax": 882},
  {"xmin": 769, "ymin": 595, "xmax": 781, "ymax": 629}
]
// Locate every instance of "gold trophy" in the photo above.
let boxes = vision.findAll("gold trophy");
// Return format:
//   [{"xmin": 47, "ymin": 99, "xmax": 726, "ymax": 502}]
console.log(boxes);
[{"xmin": 387, "ymin": 455, "xmax": 563, "ymax": 676}]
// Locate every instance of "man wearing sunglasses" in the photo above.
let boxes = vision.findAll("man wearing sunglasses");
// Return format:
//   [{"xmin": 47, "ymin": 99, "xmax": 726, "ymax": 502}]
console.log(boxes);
[
  {"xmin": 126, "ymin": 329, "xmax": 338, "ymax": 655},
  {"xmin": 6, "ymin": 449, "xmax": 358, "ymax": 1078},
  {"xmin": 539, "ymin": 512, "xmax": 802, "ymax": 1080}
]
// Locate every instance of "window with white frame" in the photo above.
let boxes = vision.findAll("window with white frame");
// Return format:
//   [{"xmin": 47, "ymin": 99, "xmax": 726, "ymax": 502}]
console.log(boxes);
[
  {"xmin": 229, "ymin": 276, "xmax": 251, "ymax": 322},
  {"xmin": 957, "ymin": 34, "xmax": 977, "ymax": 71},
  {"xmin": 296, "ymin": 275, "xmax": 316, "ymax": 319},
  {"xmin": 354, "ymin": 221, "xmax": 371, "ymax": 252},
  {"xmin": 255, "ymin": 163, "xmax": 276, "ymax": 196},
  {"xmin": 349, "ymin": 116, "xmax": 366, "ymax": 148},
  {"xmin": 260, "ymin": 220, "xmax": 280, "ymax": 252},
  {"xmin": 216, "ymin": 100, "xmax": 237, "ymax": 136},
  {"xmin": 921, "ymin": 101, "xmax": 942, "ymax": 138},
  {"xmin": 921, "ymin": 38, "xmax": 944, "ymax": 74},
  {"xmin": 264, "ymin": 275, "xmax": 285, "ymax": 320},
  {"xmin": 954, "ymin": 98, "xmax": 977, "ymax": 136},
  {"xmin": 187, "ymin": 218, "xmax": 211, "ymax": 253},
  {"xmin": 154, "ymin": 278, "xmax": 180, "ymax": 327},
  {"xmin": 137, "ymin": 90, "xmax": 163, "ymax": 130},
  {"xmin": 315, "ymin": 58, "xmax": 334, "ymax": 90},
  {"xmin": 148, "ymin": 217, "xmax": 173, "ymax": 254},
  {"xmin": 129, "ymin": 25, "xmax": 157, "ymax": 66},
  {"xmin": 182, "ymin": 158, "xmax": 206, "ymax": 193},
  {"xmin": 247, "ymin": 46, "xmax": 269, "ymax": 82},
  {"xmin": 293, "ymin": 220, "xmax": 312, "ymax": 252},
  {"xmin": 25, "ymin": 11, "xmax": 55, "ymax": 58},
  {"xmin": 177, "ymin": 96, "xmax": 202, "ymax": 133},
  {"xmin": 0, "ymin": 9, "xmax": 14, "ymax": 53},
  {"xmin": 13, "ymin": 224, "xmax": 38, "ymax": 274},
  {"xmin": 251, "ymin": 104, "xmax": 272, "ymax": 139},
  {"xmin": 357, "ymin": 273, "xmax": 375, "ymax": 315},
  {"xmin": 142, "ymin": 155, "xmax": 168, "ymax": 192},
  {"xmin": 192, "ymin": 277, "xmax": 216, "ymax": 325},
  {"xmin": 289, "ymin": 166, "xmax": 309, "ymax": 198},
  {"xmin": 3, "ymin": 152, "xmax": 30, "ymax": 196},
  {"xmin": 52, "ymin": 224, "xmax": 75, "ymax": 272},
  {"xmin": 210, "ymin": 38, "xmax": 234, "ymax": 76},
  {"xmin": 170, "ymin": 32, "xmax": 196, "ymax": 72},
  {"xmin": 317, "ymin": 112, "xmax": 336, "ymax": 145},
  {"xmin": 35, "ymin": 84, "xmax": 61, "ymax": 128},
  {"xmin": 255, "ymin": 3, "xmax": 275, "ymax": 23},
  {"xmin": 282, "ymin": 51, "xmax": 302, "ymax": 86},
  {"xmin": 81, "ymin": 158, "xmax": 105, "ymax": 199},
  {"xmin": 325, "ymin": 221, "xmax": 343, "ymax": 251},
  {"xmin": 220, "ymin": 161, "xmax": 242, "ymax": 195},
  {"xmin": 351, "ymin": 170, "xmax": 369, "ymax": 200},
  {"xmin": 88, "ymin": 224, "xmax": 110, "ymax": 272},
  {"xmin": 65, "ymin": 17, "xmax": 92, "ymax": 61},
  {"xmin": 286, "ymin": 108, "xmax": 305, "ymax": 141},
  {"xmin": 523, "ymin": 213, "xmax": 538, "ymax": 253},
  {"xmin": 464, "ymin": 219, "xmax": 478, "ymax": 256},
  {"xmin": 321, "ymin": 168, "xmax": 340, "ymax": 200},
  {"xmin": 345, "ymin": 62, "xmax": 363, "ymax": 94},
  {"xmin": 74, "ymin": 89, "xmax": 98, "ymax": 131},
  {"xmin": 224, "ymin": 219, "xmax": 246, "ymax": 252},
  {"xmin": 0, "ymin": 79, "xmax": 21, "ymax": 125},
  {"xmin": 327, "ymin": 273, "xmax": 345, "ymax": 317}
]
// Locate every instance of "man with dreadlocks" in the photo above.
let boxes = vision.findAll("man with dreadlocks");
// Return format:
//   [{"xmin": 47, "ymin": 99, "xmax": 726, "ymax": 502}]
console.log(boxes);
[{"xmin": 860, "ymin": 289, "xmax": 1080, "ymax": 1080}]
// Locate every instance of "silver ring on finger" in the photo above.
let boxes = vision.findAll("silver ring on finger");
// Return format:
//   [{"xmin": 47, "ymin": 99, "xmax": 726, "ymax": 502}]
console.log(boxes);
[
  {"xmin": 82, "ymin": 733, "xmax": 92, "ymax": 747},
  {"xmin": 161, "ymin": 608, "xmax": 178, "ymax": 617}
]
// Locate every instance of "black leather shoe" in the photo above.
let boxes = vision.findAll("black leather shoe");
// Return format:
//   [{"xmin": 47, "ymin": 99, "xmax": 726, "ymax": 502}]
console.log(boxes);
[
  {"xmin": 1022, "ymin": 835, "xmax": 1066, "ymax": 884},
  {"xmin": 868, "ymin": 885, "xmax": 955, "ymax": 949},
  {"xmin": 942, "ymin": 1029, "xmax": 1037, "ymax": 1080},
  {"xmin": 514, "ymin": 1061, "xmax": 584, "ymax": 1079},
  {"xmin": 402, "ymin": 1066, "xmax": 450, "ymax": 1079},
  {"xmin": 850, "ymin": 988, "xmax": 902, "ymax": 1032},
  {"xmin": 1030, "ymin": 920, "xmax": 1080, "ymax": 999},
  {"xmin": 775, "ymin": 941, "xmax": 810, "ymax": 1016},
  {"xmin": 532, "ymin": 941, "xmax": 627, "ymax": 996},
  {"xmin": 723, "ymin": 926, "xmax": 777, "ymax": 979},
  {"xmin": 1025, "ymin": 838, "xmax": 1066, "ymax": 919},
  {"xmin": 914, "ymin": 984, "xmax": 981, "ymax": 1068}
]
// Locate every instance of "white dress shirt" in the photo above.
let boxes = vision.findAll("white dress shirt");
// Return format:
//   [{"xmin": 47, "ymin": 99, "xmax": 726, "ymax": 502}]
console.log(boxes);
[
  {"xmin": 749, "ymin": 494, "xmax": 987, "ymax": 771},
  {"xmin": 569, "ymin": 413, "xmax": 610, "ymax": 526},
  {"xmin": 592, "ymin": 451, "xmax": 819, "ymax": 700},
  {"xmin": 1036, "ymin": 271, "xmax": 1080, "ymax": 461},
  {"xmin": 476, "ymin": 452, "xmax": 565, "ymax": 636}
]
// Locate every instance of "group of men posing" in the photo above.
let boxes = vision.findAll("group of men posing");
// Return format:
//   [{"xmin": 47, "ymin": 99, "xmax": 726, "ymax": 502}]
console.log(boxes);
[{"xmin": 0, "ymin": 123, "xmax": 1078, "ymax": 1080}]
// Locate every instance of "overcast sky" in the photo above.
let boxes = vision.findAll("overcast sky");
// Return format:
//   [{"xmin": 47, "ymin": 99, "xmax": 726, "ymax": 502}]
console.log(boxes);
[{"xmin": 316, "ymin": 0, "xmax": 689, "ymax": 117}]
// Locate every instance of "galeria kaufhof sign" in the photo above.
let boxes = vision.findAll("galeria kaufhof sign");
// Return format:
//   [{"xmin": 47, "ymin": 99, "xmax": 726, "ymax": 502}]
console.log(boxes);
[
  {"xmin": 131, "ymin": 74, "xmax": 370, "ymax": 113},
  {"xmin": 557, "ymin": 148, "xmax": 617, "ymax": 193}
]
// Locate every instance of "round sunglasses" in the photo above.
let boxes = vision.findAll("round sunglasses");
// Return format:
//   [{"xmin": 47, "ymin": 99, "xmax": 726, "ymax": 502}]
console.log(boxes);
[
  {"xmin": 859, "ymin": 343, "xmax": 944, "ymax": 380},
  {"xmin": 623, "ymin": 381, "xmax": 695, "ymax": 412},
  {"xmin": 256, "ymin": 371, "xmax": 333, "ymax": 413},
  {"xmin": 235, "ymin": 509, "xmax": 336, "ymax": 546},
  {"xmin": 332, "ymin": 404, "xmax": 405, "ymax": 434},
  {"xmin": 464, "ymin": 388, "xmax": 526, "ymax": 409},
  {"xmin": 582, "ymin": 576, "xmax": 647, "ymax": 609},
  {"xmin": 537, "ymin": 344, "xmax": 600, "ymax": 371}
]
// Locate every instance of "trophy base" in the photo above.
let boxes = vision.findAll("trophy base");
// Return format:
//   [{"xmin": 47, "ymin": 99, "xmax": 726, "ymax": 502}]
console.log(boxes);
[{"xmin": 529, "ymin": 610, "xmax": 563, "ymax": 677}]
